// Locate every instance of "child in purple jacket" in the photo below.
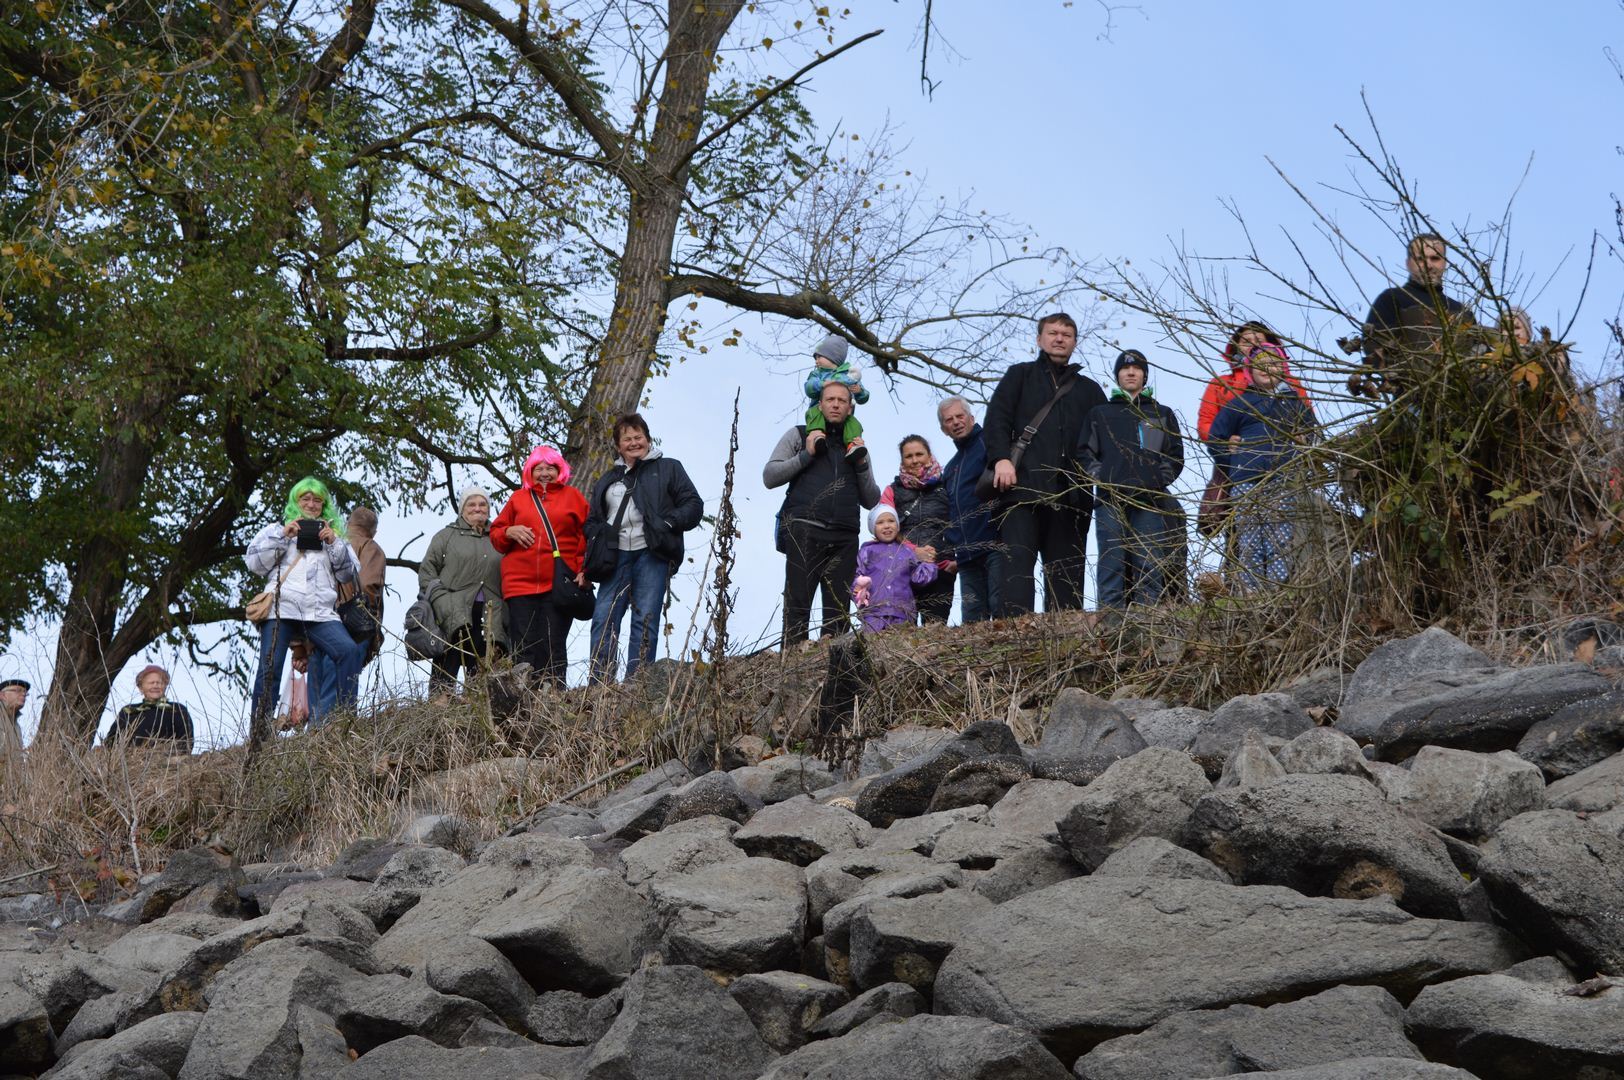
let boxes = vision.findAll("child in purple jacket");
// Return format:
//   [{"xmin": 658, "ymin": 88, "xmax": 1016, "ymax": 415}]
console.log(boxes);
[{"xmin": 852, "ymin": 506, "xmax": 939, "ymax": 633}]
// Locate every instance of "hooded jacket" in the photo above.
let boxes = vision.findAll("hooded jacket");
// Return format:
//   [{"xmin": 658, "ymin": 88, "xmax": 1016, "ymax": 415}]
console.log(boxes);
[
  {"xmin": 982, "ymin": 355, "xmax": 1107, "ymax": 508},
  {"xmin": 421, "ymin": 516, "xmax": 507, "ymax": 646},
  {"xmin": 1208, "ymin": 384, "xmax": 1317, "ymax": 486},
  {"xmin": 1197, "ymin": 339, "xmax": 1313, "ymax": 443},
  {"xmin": 587, "ymin": 449, "xmax": 706, "ymax": 565},
  {"xmin": 1079, "ymin": 388, "xmax": 1184, "ymax": 501},
  {"xmin": 854, "ymin": 539, "xmax": 939, "ymax": 632},
  {"xmin": 490, "ymin": 480, "xmax": 589, "ymax": 598}
]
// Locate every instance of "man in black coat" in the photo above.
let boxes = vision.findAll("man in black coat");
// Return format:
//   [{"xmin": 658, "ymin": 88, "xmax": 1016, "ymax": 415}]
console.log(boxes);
[
  {"xmin": 983, "ymin": 312, "xmax": 1107, "ymax": 614},
  {"xmin": 1361, "ymin": 232, "xmax": 1476, "ymax": 385},
  {"xmin": 1079, "ymin": 350, "xmax": 1185, "ymax": 608}
]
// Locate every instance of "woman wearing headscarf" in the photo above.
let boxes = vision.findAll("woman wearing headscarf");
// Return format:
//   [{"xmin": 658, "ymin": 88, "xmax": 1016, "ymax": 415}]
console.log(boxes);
[
  {"xmin": 421, "ymin": 486, "xmax": 508, "ymax": 694},
  {"xmin": 586, "ymin": 414, "xmax": 705, "ymax": 683},
  {"xmin": 490, "ymin": 446, "xmax": 589, "ymax": 686},
  {"xmin": 105, "ymin": 664, "xmax": 194, "ymax": 753},
  {"xmin": 878, "ymin": 434, "xmax": 954, "ymax": 624},
  {"xmin": 244, "ymin": 477, "xmax": 365, "ymax": 729}
]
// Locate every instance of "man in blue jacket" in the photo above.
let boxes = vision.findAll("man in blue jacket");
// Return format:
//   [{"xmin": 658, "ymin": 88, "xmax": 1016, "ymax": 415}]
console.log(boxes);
[
  {"xmin": 937, "ymin": 396, "xmax": 1004, "ymax": 621},
  {"xmin": 1078, "ymin": 350, "xmax": 1184, "ymax": 608},
  {"xmin": 1208, "ymin": 344, "xmax": 1317, "ymax": 589}
]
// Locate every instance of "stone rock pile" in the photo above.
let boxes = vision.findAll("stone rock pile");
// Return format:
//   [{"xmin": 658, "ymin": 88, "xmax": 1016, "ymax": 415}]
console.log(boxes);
[{"xmin": 3, "ymin": 628, "xmax": 1624, "ymax": 1079}]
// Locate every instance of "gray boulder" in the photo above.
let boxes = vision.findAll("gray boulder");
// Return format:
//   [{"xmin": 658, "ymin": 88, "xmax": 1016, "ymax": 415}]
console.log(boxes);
[
  {"xmin": 1546, "ymin": 749, "xmax": 1624, "ymax": 812},
  {"xmin": 929, "ymin": 820, "xmax": 1045, "ymax": 869},
  {"xmin": 869, "ymin": 805, "xmax": 985, "ymax": 856},
  {"xmin": 1372, "ymin": 663, "xmax": 1610, "ymax": 761},
  {"xmin": 470, "ymin": 865, "xmax": 658, "ymax": 992},
  {"xmin": 927, "ymin": 756, "xmax": 1032, "ymax": 812},
  {"xmin": 858, "ymin": 727, "xmax": 956, "ymax": 777},
  {"xmin": 1280, "ymin": 667, "xmax": 1348, "ymax": 711},
  {"xmin": 985, "ymin": 779, "xmax": 1092, "ymax": 842},
  {"xmin": 332, "ymin": 972, "xmax": 503, "ymax": 1054},
  {"xmin": 808, "ymin": 981, "xmax": 924, "ymax": 1037},
  {"xmin": 176, "ymin": 938, "xmax": 361, "ymax": 1080},
  {"xmin": 730, "ymin": 755, "xmax": 837, "ymax": 804},
  {"xmin": 1214, "ymin": 729, "xmax": 1288, "ymax": 789},
  {"xmin": 1055, "ymin": 748, "xmax": 1211, "ymax": 871},
  {"xmin": 1518, "ymin": 690, "xmax": 1624, "ymax": 779},
  {"xmin": 0, "ymin": 980, "xmax": 53, "ymax": 1072},
  {"xmin": 1180, "ymin": 773, "xmax": 1466, "ymax": 917},
  {"xmin": 848, "ymin": 889, "xmax": 994, "ymax": 991},
  {"xmin": 423, "ymin": 936, "xmax": 535, "ymax": 1028},
  {"xmin": 524, "ymin": 989, "xmax": 617, "ymax": 1047},
  {"xmin": 1477, "ymin": 809, "xmax": 1624, "ymax": 974},
  {"xmin": 1277, "ymin": 727, "xmax": 1371, "ymax": 778},
  {"xmin": 1073, "ymin": 984, "xmax": 1421, "ymax": 1080},
  {"xmin": 579, "ymin": 965, "xmax": 775, "ymax": 1080},
  {"xmin": 595, "ymin": 758, "xmax": 691, "ymax": 809},
  {"xmin": 1396, "ymin": 746, "xmax": 1546, "ymax": 840},
  {"xmin": 1407, "ymin": 970, "xmax": 1624, "ymax": 1079},
  {"xmin": 727, "ymin": 970, "xmax": 849, "ymax": 1053},
  {"xmin": 1131, "ymin": 707, "xmax": 1208, "ymax": 752},
  {"xmin": 372, "ymin": 834, "xmax": 594, "ymax": 973},
  {"xmin": 649, "ymin": 856, "xmax": 807, "ymax": 975},
  {"xmin": 972, "ymin": 842, "xmax": 1084, "ymax": 903},
  {"xmin": 855, "ymin": 721, "xmax": 1023, "ymax": 826},
  {"xmin": 1092, "ymin": 836, "xmax": 1231, "ymax": 884},
  {"xmin": 1038, "ymin": 689, "xmax": 1148, "ymax": 760},
  {"xmin": 1343, "ymin": 628, "xmax": 1495, "ymax": 712},
  {"xmin": 370, "ymin": 845, "xmax": 466, "ymax": 891},
  {"xmin": 933, "ymin": 877, "xmax": 1522, "ymax": 1060},
  {"xmin": 395, "ymin": 814, "xmax": 480, "ymax": 854},
  {"xmin": 732, "ymin": 796, "xmax": 871, "ymax": 865},
  {"xmin": 340, "ymin": 1034, "xmax": 584, "ymax": 1079},
  {"xmin": 1216, "ymin": 1061, "xmax": 1477, "ymax": 1079},
  {"xmin": 45, "ymin": 1010, "xmax": 202, "ymax": 1080},
  {"xmin": 757, "ymin": 1014, "xmax": 1070, "ymax": 1080},
  {"xmin": 138, "ymin": 846, "xmax": 247, "ymax": 924},
  {"xmin": 616, "ymin": 815, "xmax": 744, "ymax": 889},
  {"xmin": 1191, "ymin": 694, "xmax": 1314, "ymax": 776},
  {"xmin": 803, "ymin": 849, "xmax": 961, "ymax": 929}
]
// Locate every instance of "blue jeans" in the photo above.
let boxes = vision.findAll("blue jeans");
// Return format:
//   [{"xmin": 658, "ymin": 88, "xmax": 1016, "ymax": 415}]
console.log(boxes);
[
  {"xmin": 1095, "ymin": 499, "xmax": 1170, "ymax": 608},
  {"xmin": 957, "ymin": 549, "xmax": 1006, "ymax": 622},
  {"xmin": 306, "ymin": 649, "xmax": 361, "ymax": 727},
  {"xmin": 250, "ymin": 618, "xmax": 364, "ymax": 730},
  {"xmin": 589, "ymin": 549, "xmax": 672, "ymax": 683}
]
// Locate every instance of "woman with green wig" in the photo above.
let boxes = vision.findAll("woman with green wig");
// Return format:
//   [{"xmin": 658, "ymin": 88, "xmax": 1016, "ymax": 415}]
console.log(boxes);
[{"xmin": 245, "ymin": 477, "xmax": 365, "ymax": 729}]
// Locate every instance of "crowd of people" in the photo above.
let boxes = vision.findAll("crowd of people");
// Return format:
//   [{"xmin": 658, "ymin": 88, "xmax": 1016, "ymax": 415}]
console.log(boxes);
[{"xmin": 3, "ymin": 232, "xmax": 1543, "ymax": 753}]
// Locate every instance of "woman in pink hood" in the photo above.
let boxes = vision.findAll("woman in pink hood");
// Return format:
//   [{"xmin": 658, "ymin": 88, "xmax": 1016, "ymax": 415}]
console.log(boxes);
[{"xmin": 490, "ymin": 445, "xmax": 589, "ymax": 686}]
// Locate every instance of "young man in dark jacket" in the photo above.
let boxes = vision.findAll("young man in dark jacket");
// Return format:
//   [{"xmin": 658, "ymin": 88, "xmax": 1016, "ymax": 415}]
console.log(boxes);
[
  {"xmin": 764, "ymin": 382, "xmax": 882, "ymax": 645},
  {"xmin": 1360, "ymin": 232, "xmax": 1476, "ymax": 387},
  {"xmin": 983, "ymin": 312, "xmax": 1107, "ymax": 615},
  {"xmin": 937, "ymin": 396, "xmax": 1004, "ymax": 621},
  {"xmin": 1079, "ymin": 350, "xmax": 1184, "ymax": 608},
  {"xmin": 1208, "ymin": 344, "xmax": 1317, "ymax": 590}
]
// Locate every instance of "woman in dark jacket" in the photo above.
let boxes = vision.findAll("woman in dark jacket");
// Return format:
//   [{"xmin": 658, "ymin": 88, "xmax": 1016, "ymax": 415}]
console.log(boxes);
[
  {"xmin": 420, "ymin": 487, "xmax": 508, "ymax": 694},
  {"xmin": 586, "ymin": 414, "xmax": 705, "ymax": 683},
  {"xmin": 106, "ymin": 664, "xmax": 194, "ymax": 753},
  {"xmin": 879, "ymin": 434, "xmax": 954, "ymax": 623}
]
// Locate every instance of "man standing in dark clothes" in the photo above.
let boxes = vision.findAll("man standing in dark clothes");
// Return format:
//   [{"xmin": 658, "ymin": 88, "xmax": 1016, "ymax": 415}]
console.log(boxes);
[
  {"xmin": 983, "ymin": 312, "xmax": 1107, "ymax": 614},
  {"xmin": 937, "ymin": 396, "xmax": 1005, "ymax": 622},
  {"xmin": 765, "ymin": 381, "xmax": 882, "ymax": 645},
  {"xmin": 1361, "ymin": 233, "xmax": 1476, "ymax": 381}
]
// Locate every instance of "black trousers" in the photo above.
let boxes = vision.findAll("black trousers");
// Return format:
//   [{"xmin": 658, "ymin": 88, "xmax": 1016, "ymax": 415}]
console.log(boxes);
[
  {"xmin": 507, "ymin": 592, "xmax": 570, "ymax": 686},
  {"xmin": 429, "ymin": 602, "xmax": 487, "ymax": 692},
  {"xmin": 998, "ymin": 501, "xmax": 1090, "ymax": 615},
  {"xmin": 782, "ymin": 520, "xmax": 860, "ymax": 645},
  {"xmin": 915, "ymin": 570, "xmax": 955, "ymax": 625}
]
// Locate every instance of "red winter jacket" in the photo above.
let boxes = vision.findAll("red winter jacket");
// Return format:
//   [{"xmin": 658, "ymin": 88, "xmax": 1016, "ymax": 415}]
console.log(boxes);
[{"xmin": 490, "ymin": 482, "xmax": 589, "ymax": 598}]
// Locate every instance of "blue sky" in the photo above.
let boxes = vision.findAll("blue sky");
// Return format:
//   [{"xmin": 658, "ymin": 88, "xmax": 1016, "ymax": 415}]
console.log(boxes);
[{"xmin": 10, "ymin": 1, "xmax": 1621, "ymax": 745}]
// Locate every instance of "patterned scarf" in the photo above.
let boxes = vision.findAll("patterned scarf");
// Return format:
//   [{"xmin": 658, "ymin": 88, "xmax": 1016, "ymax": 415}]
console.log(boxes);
[{"xmin": 898, "ymin": 456, "xmax": 944, "ymax": 490}]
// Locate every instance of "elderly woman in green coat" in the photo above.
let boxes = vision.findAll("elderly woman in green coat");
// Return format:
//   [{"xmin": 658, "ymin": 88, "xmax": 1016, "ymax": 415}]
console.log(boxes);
[{"xmin": 420, "ymin": 487, "xmax": 508, "ymax": 694}]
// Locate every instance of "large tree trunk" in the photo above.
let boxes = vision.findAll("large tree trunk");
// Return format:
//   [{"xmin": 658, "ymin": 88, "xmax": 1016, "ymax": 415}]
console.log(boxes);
[
  {"xmin": 564, "ymin": 0, "xmax": 744, "ymax": 488},
  {"xmin": 37, "ymin": 414, "xmax": 163, "ymax": 743}
]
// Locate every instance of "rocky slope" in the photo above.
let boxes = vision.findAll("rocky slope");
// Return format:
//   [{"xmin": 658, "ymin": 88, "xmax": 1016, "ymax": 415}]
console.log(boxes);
[{"xmin": 3, "ymin": 627, "xmax": 1624, "ymax": 1079}]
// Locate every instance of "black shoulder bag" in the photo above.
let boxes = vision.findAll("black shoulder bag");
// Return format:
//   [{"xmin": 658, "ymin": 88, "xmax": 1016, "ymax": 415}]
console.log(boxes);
[
  {"xmin": 529, "ymin": 490, "xmax": 597, "ymax": 621},
  {"xmin": 584, "ymin": 472, "xmax": 634, "ymax": 584},
  {"xmin": 974, "ymin": 374, "xmax": 1078, "ymax": 502}
]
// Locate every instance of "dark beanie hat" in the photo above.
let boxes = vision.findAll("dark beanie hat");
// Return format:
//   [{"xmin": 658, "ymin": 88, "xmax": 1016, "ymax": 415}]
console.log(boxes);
[
  {"xmin": 0, "ymin": 679, "xmax": 28, "ymax": 692},
  {"xmin": 1114, "ymin": 349, "xmax": 1150, "ymax": 377}
]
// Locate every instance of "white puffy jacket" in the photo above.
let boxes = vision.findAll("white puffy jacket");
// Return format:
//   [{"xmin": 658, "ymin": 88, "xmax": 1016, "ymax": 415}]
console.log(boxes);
[{"xmin": 245, "ymin": 523, "xmax": 360, "ymax": 623}]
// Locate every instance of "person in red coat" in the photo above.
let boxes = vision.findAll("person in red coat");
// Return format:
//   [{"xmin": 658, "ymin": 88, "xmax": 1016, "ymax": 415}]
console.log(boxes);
[{"xmin": 490, "ymin": 445, "xmax": 589, "ymax": 686}]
